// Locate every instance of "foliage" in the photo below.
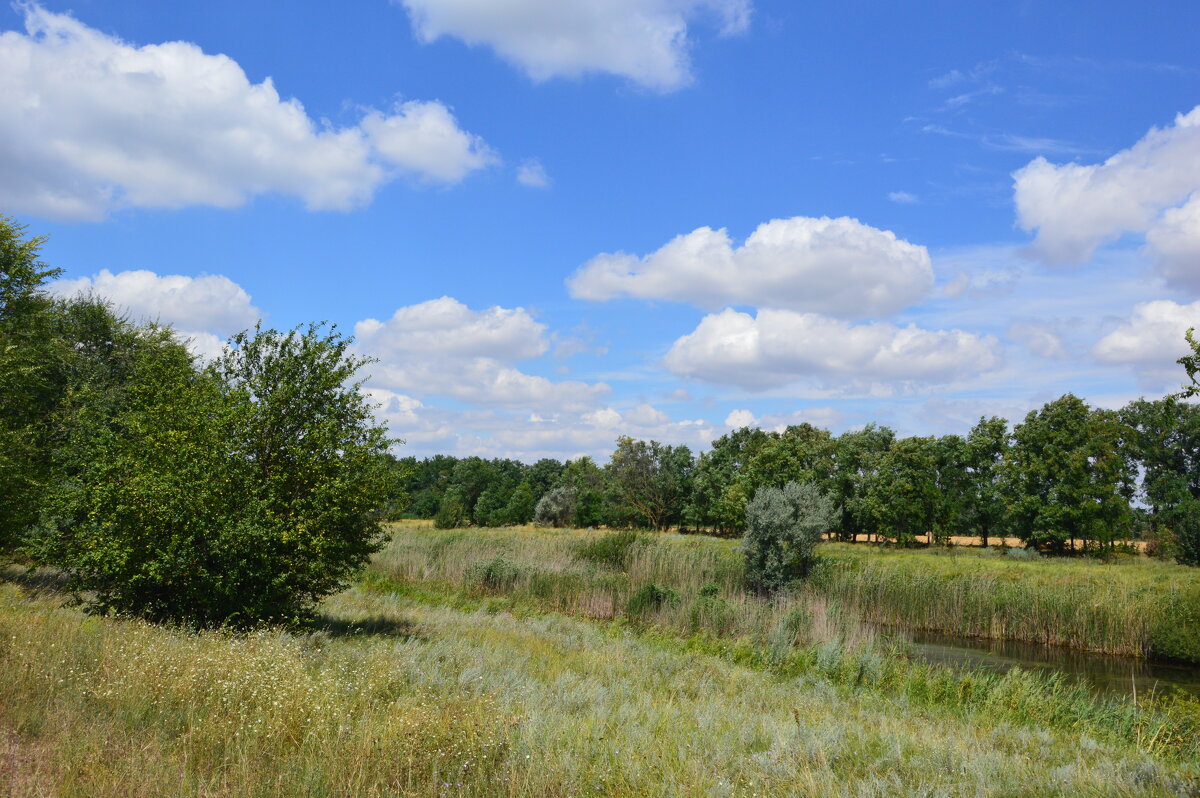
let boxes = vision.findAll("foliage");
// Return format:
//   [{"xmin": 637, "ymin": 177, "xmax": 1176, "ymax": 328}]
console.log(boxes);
[
  {"xmin": 685, "ymin": 426, "xmax": 770, "ymax": 534},
  {"xmin": 1175, "ymin": 326, "xmax": 1200, "ymax": 400},
  {"xmin": 1171, "ymin": 497, "xmax": 1200, "ymax": 567},
  {"xmin": 572, "ymin": 529, "xmax": 641, "ymax": 569},
  {"xmin": 30, "ymin": 322, "xmax": 394, "ymax": 626},
  {"xmin": 830, "ymin": 424, "xmax": 895, "ymax": 542},
  {"xmin": 743, "ymin": 481, "xmax": 835, "ymax": 591},
  {"xmin": 533, "ymin": 484, "xmax": 577, "ymax": 527},
  {"xmin": 434, "ymin": 491, "xmax": 468, "ymax": 529},
  {"xmin": 862, "ymin": 436, "xmax": 939, "ymax": 546},
  {"xmin": 624, "ymin": 582, "xmax": 680, "ymax": 616},
  {"xmin": 1001, "ymin": 394, "xmax": 1135, "ymax": 553},
  {"xmin": 606, "ymin": 436, "xmax": 694, "ymax": 530},
  {"xmin": 1121, "ymin": 397, "xmax": 1200, "ymax": 528},
  {"xmin": 0, "ymin": 217, "xmax": 62, "ymax": 555},
  {"xmin": 962, "ymin": 416, "xmax": 1010, "ymax": 548}
]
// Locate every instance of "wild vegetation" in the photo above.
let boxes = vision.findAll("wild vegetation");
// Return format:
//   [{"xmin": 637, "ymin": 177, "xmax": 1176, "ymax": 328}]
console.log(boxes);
[
  {"xmin": 374, "ymin": 522, "xmax": 1200, "ymax": 663},
  {"xmin": 0, "ymin": 217, "xmax": 395, "ymax": 626},
  {"xmin": 6, "ymin": 215, "xmax": 1200, "ymax": 795},
  {"xmin": 4, "ymin": 567, "xmax": 1200, "ymax": 797}
]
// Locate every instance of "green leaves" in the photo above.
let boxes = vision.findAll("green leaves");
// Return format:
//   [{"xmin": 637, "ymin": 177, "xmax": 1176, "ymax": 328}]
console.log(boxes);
[
  {"xmin": 744, "ymin": 481, "xmax": 834, "ymax": 591},
  {"xmin": 32, "ymin": 320, "xmax": 395, "ymax": 627}
]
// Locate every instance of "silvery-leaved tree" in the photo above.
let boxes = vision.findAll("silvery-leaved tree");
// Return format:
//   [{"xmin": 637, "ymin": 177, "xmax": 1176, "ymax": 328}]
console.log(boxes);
[{"xmin": 743, "ymin": 481, "xmax": 835, "ymax": 592}]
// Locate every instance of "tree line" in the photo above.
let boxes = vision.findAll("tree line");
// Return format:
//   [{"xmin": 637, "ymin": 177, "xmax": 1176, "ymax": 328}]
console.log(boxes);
[{"xmin": 402, "ymin": 398, "xmax": 1200, "ymax": 564}]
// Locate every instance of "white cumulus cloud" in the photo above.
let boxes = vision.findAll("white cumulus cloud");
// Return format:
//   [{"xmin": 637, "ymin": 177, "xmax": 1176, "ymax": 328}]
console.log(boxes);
[
  {"xmin": 663, "ymin": 308, "xmax": 1003, "ymax": 391},
  {"xmin": 568, "ymin": 216, "xmax": 933, "ymax": 319},
  {"xmin": 398, "ymin": 0, "xmax": 750, "ymax": 91},
  {"xmin": 48, "ymin": 268, "xmax": 262, "ymax": 359},
  {"xmin": 1145, "ymin": 194, "xmax": 1200, "ymax": 293},
  {"xmin": 1013, "ymin": 105, "xmax": 1200, "ymax": 268},
  {"xmin": 354, "ymin": 297, "xmax": 610, "ymax": 412},
  {"xmin": 1093, "ymin": 300, "xmax": 1200, "ymax": 384},
  {"xmin": 50, "ymin": 269, "xmax": 261, "ymax": 333},
  {"xmin": 0, "ymin": 5, "xmax": 495, "ymax": 220}
]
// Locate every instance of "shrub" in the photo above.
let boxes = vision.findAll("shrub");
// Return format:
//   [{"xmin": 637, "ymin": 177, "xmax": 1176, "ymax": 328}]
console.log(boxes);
[
  {"xmin": 434, "ymin": 492, "xmax": 468, "ymax": 529},
  {"xmin": 1150, "ymin": 584, "xmax": 1200, "ymax": 661},
  {"xmin": 743, "ymin": 481, "xmax": 835, "ymax": 592},
  {"xmin": 533, "ymin": 485, "xmax": 577, "ymax": 527},
  {"xmin": 573, "ymin": 529, "xmax": 641, "ymax": 570},
  {"xmin": 625, "ymin": 582, "xmax": 678, "ymax": 617},
  {"xmin": 468, "ymin": 556, "xmax": 521, "ymax": 592},
  {"xmin": 1171, "ymin": 499, "xmax": 1200, "ymax": 567},
  {"xmin": 29, "ymin": 322, "xmax": 394, "ymax": 627}
]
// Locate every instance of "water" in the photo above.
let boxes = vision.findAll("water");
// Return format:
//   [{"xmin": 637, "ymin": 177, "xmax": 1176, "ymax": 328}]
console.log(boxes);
[{"xmin": 905, "ymin": 630, "xmax": 1200, "ymax": 699}]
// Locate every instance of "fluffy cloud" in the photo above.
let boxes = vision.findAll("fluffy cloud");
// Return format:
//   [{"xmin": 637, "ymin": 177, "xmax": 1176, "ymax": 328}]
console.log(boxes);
[
  {"xmin": 0, "ymin": 6, "xmax": 495, "ymax": 220},
  {"xmin": 663, "ymin": 308, "xmax": 1003, "ymax": 391},
  {"xmin": 50, "ymin": 269, "xmax": 260, "ymax": 333},
  {"xmin": 355, "ymin": 296, "xmax": 549, "ymax": 360},
  {"xmin": 1145, "ymin": 194, "xmax": 1200, "ymax": 293},
  {"xmin": 354, "ymin": 297, "xmax": 610, "ymax": 412},
  {"xmin": 1013, "ymin": 105, "xmax": 1200, "ymax": 267},
  {"xmin": 568, "ymin": 216, "xmax": 933, "ymax": 319},
  {"xmin": 1093, "ymin": 300, "xmax": 1200, "ymax": 383},
  {"xmin": 399, "ymin": 0, "xmax": 750, "ymax": 91},
  {"xmin": 48, "ymin": 268, "xmax": 262, "ymax": 359}
]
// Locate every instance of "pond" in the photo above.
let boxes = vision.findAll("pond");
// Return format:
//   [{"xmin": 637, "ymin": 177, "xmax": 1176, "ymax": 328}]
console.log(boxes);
[{"xmin": 905, "ymin": 630, "xmax": 1200, "ymax": 700}]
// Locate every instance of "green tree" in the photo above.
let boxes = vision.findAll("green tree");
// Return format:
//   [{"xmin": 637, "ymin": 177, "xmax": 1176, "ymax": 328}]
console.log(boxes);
[
  {"xmin": 606, "ymin": 437, "xmax": 694, "ymax": 530},
  {"xmin": 863, "ymin": 436, "xmax": 939, "ymax": 546},
  {"xmin": 685, "ymin": 426, "xmax": 770, "ymax": 534},
  {"xmin": 831, "ymin": 424, "xmax": 895, "ymax": 541},
  {"xmin": 962, "ymin": 416, "xmax": 1010, "ymax": 548},
  {"xmin": 1001, "ymin": 395, "xmax": 1134, "ymax": 553},
  {"xmin": 0, "ymin": 217, "xmax": 62, "ymax": 554},
  {"xmin": 1175, "ymin": 328, "xmax": 1200, "ymax": 400},
  {"xmin": 503, "ymin": 481, "xmax": 537, "ymax": 525},
  {"xmin": 743, "ymin": 481, "xmax": 834, "ymax": 591},
  {"xmin": 560, "ymin": 457, "xmax": 606, "ymax": 527},
  {"xmin": 1121, "ymin": 398, "xmax": 1200, "ymax": 527},
  {"xmin": 32, "ymin": 322, "xmax": 396, "ymax": 626}
]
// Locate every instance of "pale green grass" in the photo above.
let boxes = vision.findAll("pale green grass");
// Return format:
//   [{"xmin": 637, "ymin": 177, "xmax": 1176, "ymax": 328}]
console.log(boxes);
[{"xmin": 3, "ymin": 579, "xmax": 1198, "ymax": 797}]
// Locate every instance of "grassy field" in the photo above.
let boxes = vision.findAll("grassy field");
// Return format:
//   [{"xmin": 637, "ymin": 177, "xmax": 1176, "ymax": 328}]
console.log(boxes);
[
  {"xmin": 373, "ymin": 522, "xmax": 1200, "ymax": 662},
  {"xmin": 4, "ymin": 523, "xmax": 1200, "ymax": 796},
  {"xmin": 3, "ymin": 575, "xmax": 1200, "ymax": 796}
]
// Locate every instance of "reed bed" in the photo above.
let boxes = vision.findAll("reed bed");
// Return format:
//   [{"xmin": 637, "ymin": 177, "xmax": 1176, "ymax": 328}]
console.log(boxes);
[
  {"xmin": 4, "ymin": 579, "xmax": 1199, "ymax": 796},
  {"xmin": 370, "ymin": 524, "xmax": 1200, "ymax": 761},
  {"xmin": 376, "ymin": 523, "xmax": 1200, "ymax": 662},
  {"xmin": 812, "ymin": 544, "xmax": 1200, "ymax": 661}
]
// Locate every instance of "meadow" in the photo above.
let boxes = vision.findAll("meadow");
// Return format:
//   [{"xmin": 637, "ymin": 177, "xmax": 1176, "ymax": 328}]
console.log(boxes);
[
  {"xmin": 5, "ymin": 523, "xmax": 1200, "ymax": 796},
  {"xmin": 373, "ymin": 522, "xmax": 1200, "ymax": 662}
]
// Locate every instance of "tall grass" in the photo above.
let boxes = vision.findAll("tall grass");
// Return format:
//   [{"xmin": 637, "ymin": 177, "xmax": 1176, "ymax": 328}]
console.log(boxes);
[
  {"xmin": 4, "ymin": 579, "xmax": 1199, "ymax": 796},
  {"xmin": 812, "ymin": 544, "xmax": 1200, "ymax": 661},
  {"xmin": 370, "ymin": 524, "xmax": 1200, "ymax": 762},
  {"xmin": 375, "ymin": 523, "xmax": 1200, "ymax": 662},
  {"xmin": 0, "ymin": 583, "xmax": 509, "ymax": 797}
]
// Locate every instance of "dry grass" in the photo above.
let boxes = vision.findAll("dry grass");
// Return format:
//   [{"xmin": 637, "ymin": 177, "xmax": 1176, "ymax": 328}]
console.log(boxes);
[{"xmin": 3, "ymin": 578, "xmax": 1199, "ymax": 797}]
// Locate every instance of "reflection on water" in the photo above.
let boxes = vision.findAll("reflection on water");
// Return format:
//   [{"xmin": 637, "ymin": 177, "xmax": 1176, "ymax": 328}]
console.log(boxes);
[{"xmin": 905, "ymin": 630, "xmax": 1200, "ymax": 699}]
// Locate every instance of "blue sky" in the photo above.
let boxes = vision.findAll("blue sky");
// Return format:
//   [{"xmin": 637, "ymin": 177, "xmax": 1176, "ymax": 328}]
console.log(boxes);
[{"xmin": 4, "ymin": 0, "xmax": 1200, "ymax": 460}]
